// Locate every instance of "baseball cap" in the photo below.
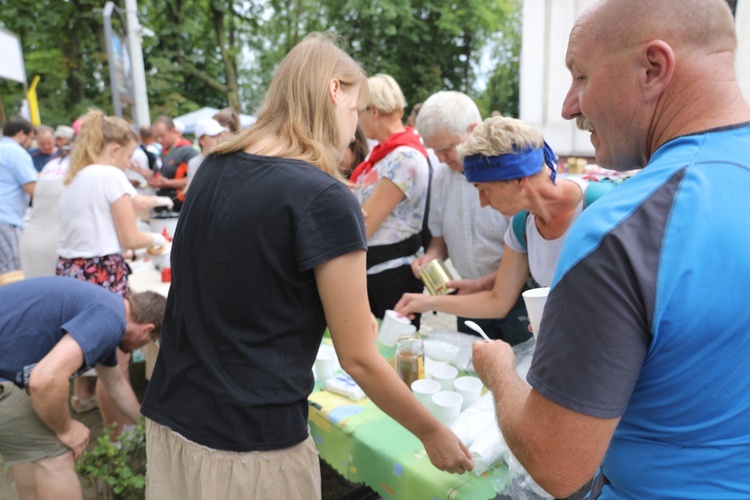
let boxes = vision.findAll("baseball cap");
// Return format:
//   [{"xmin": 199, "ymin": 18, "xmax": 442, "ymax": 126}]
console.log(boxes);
[
  {"xmin": 195, "ymin": 119, "xmax": 226, "ymax": 139},
  {"xmin": 54, "ymin": 125, "xmax": 75, "ymax": 140}
]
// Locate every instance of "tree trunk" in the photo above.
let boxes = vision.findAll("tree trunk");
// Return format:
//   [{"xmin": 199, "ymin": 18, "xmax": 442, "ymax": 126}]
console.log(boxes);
[{"xmin": 211, "ymin": 0, "xmax": 240, "ymax": 110}]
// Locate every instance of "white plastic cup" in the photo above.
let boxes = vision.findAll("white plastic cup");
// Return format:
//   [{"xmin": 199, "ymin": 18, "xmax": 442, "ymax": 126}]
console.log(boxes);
[
  {"xmin": 453, "ymin": 376, "xmax": 483, "ymax": 411},
  {"xmin": 432, "ymin": 391, "xmax": 464, "ymax": 426},
  {"xmin": 522, "ymin": 287, "xmax": 551, "ymax": 339},
  {"xmin": 429, "ymin": 364, "xmax": 458, "ymax": 391},
  {"xmin": 378, "ymin": 309, "xmax": 416, "ymax": 347},
  {"xmin": 313, "ymin": 345, "xmax": 338, "ymax": 383},
  {"xmin": 411, "ymin": 379, "xmax": 441, "ymax": 413}
]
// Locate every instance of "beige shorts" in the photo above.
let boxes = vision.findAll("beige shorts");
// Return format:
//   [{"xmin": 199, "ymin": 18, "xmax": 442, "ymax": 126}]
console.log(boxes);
[
  {"xmin": 145, "ymin": 419, "xmax": 321, "ymax": 499},
  {"xmin": 0, "ymin": 381, "xmax": 70, "ymax": 467}
]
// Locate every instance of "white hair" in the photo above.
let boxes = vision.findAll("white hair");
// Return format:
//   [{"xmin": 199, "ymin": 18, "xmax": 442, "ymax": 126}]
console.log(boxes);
[{"xmin": 416, "ymin": 91, "xmax": 481, "ymax": 140}]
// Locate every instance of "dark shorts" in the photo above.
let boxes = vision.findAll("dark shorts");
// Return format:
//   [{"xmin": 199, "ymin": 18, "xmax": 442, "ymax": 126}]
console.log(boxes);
[
  {"xmin": 56, "ymin": 253, "xmax": 131, "ymax": 297},
  {"xmin": 0, "ymin": 381, "xmax": 70, "ymax": 466}
]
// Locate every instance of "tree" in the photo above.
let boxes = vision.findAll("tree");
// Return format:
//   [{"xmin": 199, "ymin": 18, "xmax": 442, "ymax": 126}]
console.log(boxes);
[
  {"xmin": 320, "ymin": 0, "xmax": 518, "ymax": 114},
  {"xmin": 476, "ymin": 1, "xmax": 522, "ymax": 118},
  {"xmin": 0, "ymin": 0, "xmax": 113, "ymax": 126},
  {"xmin": 1, "ymin": 0, "xmax": 523, "ymax": 123}
]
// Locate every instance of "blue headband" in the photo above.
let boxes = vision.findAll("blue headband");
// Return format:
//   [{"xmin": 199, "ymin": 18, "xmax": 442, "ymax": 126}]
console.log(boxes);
[{"xmin": 463, "ymin": 142, "xmax": 558, "ymax": 185}]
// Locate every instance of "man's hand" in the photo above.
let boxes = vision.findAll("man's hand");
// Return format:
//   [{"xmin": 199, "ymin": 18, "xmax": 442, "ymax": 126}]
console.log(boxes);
[
  {"xmin": 472, "ymin": 339, "xmax": 516, "ymax": 388},
  {"xmin": 147, "ymin": 176, "xmax": 167, "ymax": 188},
  {"xmin": 56, "ymin": 420, "xmax": 90, "ymax": 460}
]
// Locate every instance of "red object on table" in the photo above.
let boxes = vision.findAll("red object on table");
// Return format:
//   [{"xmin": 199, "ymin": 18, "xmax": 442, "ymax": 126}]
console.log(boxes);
[{"xmin": 161, "ymin": 267, "xmax": 172, "ymax": 282}]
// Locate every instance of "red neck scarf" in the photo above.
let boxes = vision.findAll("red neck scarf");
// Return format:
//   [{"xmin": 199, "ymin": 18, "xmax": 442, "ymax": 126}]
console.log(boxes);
[{"xmin": 350, "ymin": 127, "xmax": 428, "ymax": 183}]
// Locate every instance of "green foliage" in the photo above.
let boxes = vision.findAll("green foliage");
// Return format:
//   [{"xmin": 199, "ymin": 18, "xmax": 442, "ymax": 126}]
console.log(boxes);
[
  {"xmin": 475, "ymin": 1, "xmax": 522, "ymax": 118},
  {"xmin": 75, "ymin": 422, "xmax": 146, "ymax": 500},
  {"xmin": 1, "ymin": 0, "xmax": 522, "ymax": 123}
]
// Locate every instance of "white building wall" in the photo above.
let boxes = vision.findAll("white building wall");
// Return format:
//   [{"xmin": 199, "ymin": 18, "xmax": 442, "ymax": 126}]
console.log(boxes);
[
  {"xmin": 520, "ymin": 0, "xmax": 750, "ymax": 158},
  {"xmin": 519, "ymin": 0, "xmax": 594, "ymax": 157}
]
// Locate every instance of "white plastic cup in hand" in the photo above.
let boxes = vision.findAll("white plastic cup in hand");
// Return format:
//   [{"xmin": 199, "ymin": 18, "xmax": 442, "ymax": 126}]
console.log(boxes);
[
  {"xmin": 411, "ymin": 379, "xmax": 441, "ymax": 413},
  {"xmin": 378, "ymin": 309, "xmax": 416, "ymax": 347},
  {"xmin": 453, "ymin": 376, "xmax": 483, "ymax": 411},
  {"xmin": 150, "ymin": 232, "xmax": 168, "ymax": 248},
  {"xmin": 429, "ymin": 364, "xmax": 458, "ymax": 391},
  {"xmin": 431, "ymin": 391, "xmax": 464, "ymax": 426},
  {"xmin": 313, "ymin": 345, "xmax": 338, "ymax": 383},
  {"xmin": 522, "ymin": 287, "xmax": 551, "ymax": 339},
  {"xmin": 154, "ymin": 196, "xmax": 175, "ymax": 210}
]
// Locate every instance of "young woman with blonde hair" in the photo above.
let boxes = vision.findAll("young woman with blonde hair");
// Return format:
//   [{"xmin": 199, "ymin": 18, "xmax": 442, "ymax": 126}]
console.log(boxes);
[
  {"xmin": 56, "ymin": 109, "xmax": 167, "ymax": 432},
  {"xmin": 141, "ymin": 33, "xmax": 472, "ymax": 498}
]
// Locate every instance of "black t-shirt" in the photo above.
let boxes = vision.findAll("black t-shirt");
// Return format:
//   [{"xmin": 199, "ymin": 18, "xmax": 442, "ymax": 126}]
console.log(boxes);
[
  {"xmin": 157, "ymin": 143, "xmax": 199, "ymax": 211},
  {"xmin": 141, "ymin": 152, "xmax": 367, "ymax": 451}
]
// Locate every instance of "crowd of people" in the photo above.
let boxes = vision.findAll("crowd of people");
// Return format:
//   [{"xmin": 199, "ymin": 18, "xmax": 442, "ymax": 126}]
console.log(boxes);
[{"xmin": 1, "ymin": 0, "xmax": 749, "ymax": 498}]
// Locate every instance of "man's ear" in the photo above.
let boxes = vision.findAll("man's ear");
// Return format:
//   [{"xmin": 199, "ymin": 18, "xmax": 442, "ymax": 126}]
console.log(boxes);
[
  {"xmin": 640, "ymin": 40, "xmax": 675, "ymax": 102},
  {"xmin": 329, "ymin": 78, "xmax": 341, "ymax": 107},
  {"xmin": 139, "ymin": 323, "xmax": 155, "ymax": 343},
  {"xmin": 467, "ymin": 122, "xmax": 479, "ymax": 133}
]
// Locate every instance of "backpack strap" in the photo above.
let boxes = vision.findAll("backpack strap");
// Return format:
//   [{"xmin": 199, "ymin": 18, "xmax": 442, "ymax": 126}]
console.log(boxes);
[
  {"xmin": 420, "ymin": 155, "xmax": 434, "ymax": 250},
  {"xmin": 583, "ymin": 179, "xmax": 616, "ymax": 208},
  {"xmin": 512, "ymin": 210, "xmax": 530, "ymax": 252}
]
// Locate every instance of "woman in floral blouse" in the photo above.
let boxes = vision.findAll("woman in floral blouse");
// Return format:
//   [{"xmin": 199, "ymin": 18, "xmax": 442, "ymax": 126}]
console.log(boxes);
[{"xmin": 351, "ymin": 74, "xmax": 429, "ymax": 328}]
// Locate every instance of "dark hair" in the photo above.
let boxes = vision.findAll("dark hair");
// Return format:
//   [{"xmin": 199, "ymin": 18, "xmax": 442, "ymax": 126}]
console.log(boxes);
[
  {"xmin": 3, "ymin": 116, "xmax": 33, "ymax": 137},
  {"xmin": 139, "ymin": 125, "xmax": 154, "ymax": 141},
  {"xmin": 127, "ymin": 291, "xmax": 167, "ymax": 340},
  {"xmin": 213, "ymin": 107, "xmax": 241, "ymax": 133},
  {"xmin": 343, "ymin": 126, "xmax": 369, "ymax": 178}
]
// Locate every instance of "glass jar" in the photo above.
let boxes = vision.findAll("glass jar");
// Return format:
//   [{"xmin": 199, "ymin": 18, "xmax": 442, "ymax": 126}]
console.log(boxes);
[{"xmin": 395, "ymin": 335, "xmax": 425, "ymax": 388}]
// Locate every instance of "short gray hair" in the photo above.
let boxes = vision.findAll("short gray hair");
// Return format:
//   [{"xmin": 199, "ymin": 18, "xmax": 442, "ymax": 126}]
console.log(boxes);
[{"xmin": 416, "ymin": 91, "xmax": 481, "ymax": 141}]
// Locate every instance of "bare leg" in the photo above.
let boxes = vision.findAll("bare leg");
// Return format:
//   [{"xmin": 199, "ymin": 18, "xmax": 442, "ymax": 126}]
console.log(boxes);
[
  {"xmin": 11, "ymin": 462, "xmax": 38, "ymax": 500},
  {"xmin": 71, "ymin": 377, "xmax": 96, "ymax": 411},
  {"xmin": 13, "ymin": 452, "xmax": 82, "ymax": 500},
  {"xmin": 97, "ymin": 347, "xmax": 134, "ymax": 439}
]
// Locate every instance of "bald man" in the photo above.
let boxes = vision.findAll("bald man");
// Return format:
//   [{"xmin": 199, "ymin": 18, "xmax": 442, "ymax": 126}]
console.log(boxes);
[{"xmin": 472, "ymin": 1, "xmax": 750, "ymax": 498}]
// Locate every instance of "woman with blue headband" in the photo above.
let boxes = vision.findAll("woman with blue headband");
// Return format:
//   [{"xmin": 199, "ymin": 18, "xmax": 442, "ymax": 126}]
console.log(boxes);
[{"xmin": 395, "ymin": 116, "xmax": 596, "ymax": 328}]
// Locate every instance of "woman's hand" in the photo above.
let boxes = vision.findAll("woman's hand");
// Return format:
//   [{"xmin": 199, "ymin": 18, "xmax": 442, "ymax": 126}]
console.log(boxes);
[
  {"xmin": 420, "ymin": 423, "xmax": 474, "ymax": 474},
  {"xmin": 394, "ymin": 292, "xmax": 432, "ymax": 319}
]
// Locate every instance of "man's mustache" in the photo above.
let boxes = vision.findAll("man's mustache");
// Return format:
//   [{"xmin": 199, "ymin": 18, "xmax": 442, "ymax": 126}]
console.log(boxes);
[{"xmin": 576, "ymin": 115, "xmax": 594, "ymax": 132}]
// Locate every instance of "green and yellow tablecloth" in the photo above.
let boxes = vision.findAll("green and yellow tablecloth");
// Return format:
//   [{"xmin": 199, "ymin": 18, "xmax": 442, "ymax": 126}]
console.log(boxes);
[{"xmin": 308, "ymin": 339, "xmax": 506, "ymax": 499}]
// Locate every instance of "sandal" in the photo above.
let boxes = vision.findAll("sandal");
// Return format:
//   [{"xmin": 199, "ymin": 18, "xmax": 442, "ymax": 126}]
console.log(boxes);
[{"xmin": 70, "ymin": 395, "xmax": 98, "ymax": 414}]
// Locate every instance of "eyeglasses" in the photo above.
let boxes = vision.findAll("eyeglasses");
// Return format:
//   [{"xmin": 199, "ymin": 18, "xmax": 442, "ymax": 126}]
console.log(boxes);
[{"xmin": 434, "ymin": 142, "xmax": 459, "ymax": 154}]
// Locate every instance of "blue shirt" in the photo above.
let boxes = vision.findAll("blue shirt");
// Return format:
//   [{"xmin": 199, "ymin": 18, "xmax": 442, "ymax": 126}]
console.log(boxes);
[
  {"xmin": 29, "ymin": 148, "xmax": 59, "ymax": 172},
  {"xmin": 0, "ymin": 136, "xmax": 37, "ymax": 226},
  {"xmin": 529, "ymin": 124, "xmax": 750, "ymax": 498},
  {"xmin": 0, "ymin": 277, "xmax": 125, "ymax": 387}
]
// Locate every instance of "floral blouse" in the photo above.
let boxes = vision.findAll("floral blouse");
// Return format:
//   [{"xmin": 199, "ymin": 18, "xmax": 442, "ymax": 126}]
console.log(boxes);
[{"xmin": 352, "ymin": 145, "xmax": 429, "ymax": 274}]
